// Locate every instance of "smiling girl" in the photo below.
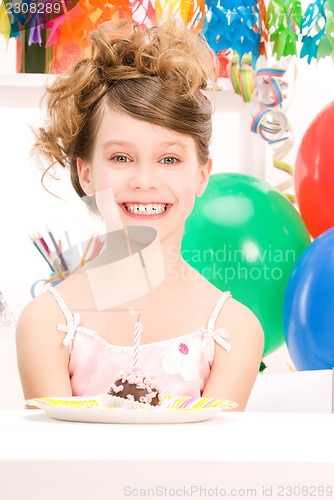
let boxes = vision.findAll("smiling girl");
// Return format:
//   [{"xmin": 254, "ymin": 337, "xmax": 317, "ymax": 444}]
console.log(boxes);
[{"xmin": 16, "ymin": 20, "xmax": 264, "ymax": 410}]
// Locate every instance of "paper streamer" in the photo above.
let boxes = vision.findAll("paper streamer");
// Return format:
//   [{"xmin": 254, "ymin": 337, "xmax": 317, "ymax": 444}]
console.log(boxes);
[
  {"xmin": 250, "ymin": 62, "xmax": 295, "ymax": 202},
  {"xmin": 230, "ymin": 52, "xmax": 254, "ymax": 102},
  {"xmin": 230, "ymin": 52, "xmax": 295, "ymax": 202}
]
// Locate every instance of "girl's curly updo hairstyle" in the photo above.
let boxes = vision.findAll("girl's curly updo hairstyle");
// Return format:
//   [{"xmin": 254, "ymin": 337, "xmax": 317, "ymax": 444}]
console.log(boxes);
[{"xmin": 34, "ymin": 20, "xmax": 218, "ymax": 206}]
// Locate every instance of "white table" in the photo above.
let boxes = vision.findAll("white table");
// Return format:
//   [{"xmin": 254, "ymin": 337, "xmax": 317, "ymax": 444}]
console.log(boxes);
[{"xmin": 0, "ymin": 411, "xmax": 334, "ymax": 500}]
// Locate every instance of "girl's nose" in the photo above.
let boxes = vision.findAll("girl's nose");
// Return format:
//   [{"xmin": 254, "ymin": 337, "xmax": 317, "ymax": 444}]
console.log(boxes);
[{"xmin": 128, "ymin": 164, "xmax": 162, "ymax": 190}]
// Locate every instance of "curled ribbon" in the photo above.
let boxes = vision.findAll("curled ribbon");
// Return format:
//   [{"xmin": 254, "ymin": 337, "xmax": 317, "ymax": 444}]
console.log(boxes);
[
  {"xmin": 251, "ymin": 63, "xmax": 295, "ymax": 202},
  {"xmin": 230, "ymin": 52, "xmax": 296, "ymax": 202},
  {"xmin": 230, "ymin": 52, "xmax": 254, "ymax": 103}
]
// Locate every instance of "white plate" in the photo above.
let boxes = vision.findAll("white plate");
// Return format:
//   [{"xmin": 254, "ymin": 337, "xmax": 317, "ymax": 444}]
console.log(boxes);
[
  {"xmin": 26, "ymin": 396, "xmax": 238, "ymax": 424},
  {"xmin": 41, "ymin": 406, "xmax": 220, "ymax": 424}
]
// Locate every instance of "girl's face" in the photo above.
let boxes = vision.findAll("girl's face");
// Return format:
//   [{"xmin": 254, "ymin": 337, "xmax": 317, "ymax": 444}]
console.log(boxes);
[{"xmin": 77, "ymin": 108, "xmax": 211, "ymax": 244}]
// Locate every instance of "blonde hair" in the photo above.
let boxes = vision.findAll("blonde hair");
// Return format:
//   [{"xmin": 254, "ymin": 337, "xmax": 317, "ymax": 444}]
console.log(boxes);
[{"xmin": 34, "ymin": 20, "xmax": 218, "ymax": 205}]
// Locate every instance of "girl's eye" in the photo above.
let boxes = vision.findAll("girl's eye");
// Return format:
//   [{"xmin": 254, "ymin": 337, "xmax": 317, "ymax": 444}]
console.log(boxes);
[
  {"xmin": 161, "ymin": 156, "xmax": 178, "ymax": 165},
  {"xmin": 110, "ymin": 155, "xmax": 130, "ymax": 163}
]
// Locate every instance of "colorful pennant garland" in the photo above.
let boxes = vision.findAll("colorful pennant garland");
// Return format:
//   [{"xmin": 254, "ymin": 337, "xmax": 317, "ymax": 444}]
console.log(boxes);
[
  {"xmin": 202, "ymin": 0, "xmax": 261, "ymax": 65},
  {"xmin": 2, "ymin": 0, "xmax": 334, "ymax": 66},
  {"xmin": 300, "ymin": 0, "xmax": 334, "ymax": 63}
]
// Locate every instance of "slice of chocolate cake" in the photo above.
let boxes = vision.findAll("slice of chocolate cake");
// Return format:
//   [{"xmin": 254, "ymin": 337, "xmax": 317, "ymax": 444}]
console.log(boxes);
[{"xmin": 107, "ymin": 369, "xmax": 163, "ymax": 406}]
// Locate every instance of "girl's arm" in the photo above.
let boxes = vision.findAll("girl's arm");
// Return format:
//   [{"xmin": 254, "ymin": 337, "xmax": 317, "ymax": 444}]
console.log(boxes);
[
  {"xmin": 202, "ymin": 301, "xmax": 264, "ymax": 411},
  {"xmin": 16, "ymin": 293, "xmax": 73, "ymax": 406}
]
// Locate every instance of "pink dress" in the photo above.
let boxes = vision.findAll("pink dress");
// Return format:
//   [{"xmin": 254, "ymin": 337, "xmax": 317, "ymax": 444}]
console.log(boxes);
[{"xmin": 46, "ymin": 286, "xmax": 232, "ymax": 397}]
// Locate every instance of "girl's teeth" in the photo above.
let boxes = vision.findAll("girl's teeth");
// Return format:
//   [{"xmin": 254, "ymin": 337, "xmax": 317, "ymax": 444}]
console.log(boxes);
[{"xmin": 125, "ymin": 203, "xmax": 167, "ymax": 215}]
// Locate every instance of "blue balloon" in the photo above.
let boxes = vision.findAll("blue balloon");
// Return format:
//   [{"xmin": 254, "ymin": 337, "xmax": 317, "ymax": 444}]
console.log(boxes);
[{"xmin": 284, "ymin": 227, "xmax": 334, "ymax": 370}]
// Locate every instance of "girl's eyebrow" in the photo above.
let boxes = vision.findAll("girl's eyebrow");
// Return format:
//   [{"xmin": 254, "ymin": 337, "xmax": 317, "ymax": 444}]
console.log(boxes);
[
  {"xmin": 103, "ymin": 140, "xmax": 132, "ymax": 150},
  {"xmin": 159, "ymin": 141, "xmax": 189, "ymax": 151},
  {"xmin": 102, "ymin": 140, "xmax": 189, "ymax": 151}
]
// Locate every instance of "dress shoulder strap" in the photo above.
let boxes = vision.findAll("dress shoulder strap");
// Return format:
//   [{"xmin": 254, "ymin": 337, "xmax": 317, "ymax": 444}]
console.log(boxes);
[
  {"xmin": 43, "ymin": 285, "xmax": 81, "ymax": 350},
  {"xmin": 43, "ymin": 285, "xmax": 74, "ymax": 326},
  {"xmin": 207, "ymin": 291, "xmax": 231, "ymax": 331}
]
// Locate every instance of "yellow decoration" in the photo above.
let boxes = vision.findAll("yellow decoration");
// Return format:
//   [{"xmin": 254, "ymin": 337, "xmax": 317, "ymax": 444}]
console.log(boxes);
[{"xmin": 0, "ymin": 1, "xmax": 10, "ymax": 44}]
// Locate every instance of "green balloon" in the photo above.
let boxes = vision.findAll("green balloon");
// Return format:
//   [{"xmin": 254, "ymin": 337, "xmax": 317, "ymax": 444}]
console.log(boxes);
[{"xmin": 182, "ymin": 174, "xmax": 311, "ymax": 356}]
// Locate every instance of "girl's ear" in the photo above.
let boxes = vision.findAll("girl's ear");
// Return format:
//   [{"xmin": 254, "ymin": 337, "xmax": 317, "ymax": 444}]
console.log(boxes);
[
  {"xmin": 77, "ymin": 158, "xmax": 95, "ymax": 196},
  {"xmin": 195, "ymin": 158, "xmax": 212, "ymax": 197}
]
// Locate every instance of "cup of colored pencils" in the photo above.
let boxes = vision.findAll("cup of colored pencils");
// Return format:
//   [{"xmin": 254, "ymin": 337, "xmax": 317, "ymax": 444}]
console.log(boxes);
[{"xmin": 30, "ymin": 229, "xmax": 105, "ymax": 296}]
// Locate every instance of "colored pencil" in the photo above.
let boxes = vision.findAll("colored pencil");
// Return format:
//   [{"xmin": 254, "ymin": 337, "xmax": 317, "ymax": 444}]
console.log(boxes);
[{"xmin": 47, "ymin": 227, "xmax": 69, "ymax": 272}]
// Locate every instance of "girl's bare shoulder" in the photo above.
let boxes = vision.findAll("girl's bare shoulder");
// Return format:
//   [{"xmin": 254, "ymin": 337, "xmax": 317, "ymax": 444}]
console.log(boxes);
[
  {"xmin": 16, "ymin": 288, "xmax": 65, "ymax": 338},
  {"xmin": 215, "ymin": 294, "xmax": 264, "ymax": 359},
  {"xmin": 17, "ymin": 269, "xmax": 84, "ymax": 329}
]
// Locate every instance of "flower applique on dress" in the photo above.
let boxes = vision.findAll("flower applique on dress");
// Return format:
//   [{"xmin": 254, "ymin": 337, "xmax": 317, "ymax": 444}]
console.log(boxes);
[
  {"xmin": 162, "ymin": 336, "xmax": 202, "ymax": 382},
  {"xmin": 162, "ymin": 292, "xmax": 232, "ymax": 383}
]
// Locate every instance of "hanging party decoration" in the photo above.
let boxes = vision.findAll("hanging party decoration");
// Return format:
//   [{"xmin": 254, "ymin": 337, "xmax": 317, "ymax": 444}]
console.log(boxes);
[
  {"xmin": 230, "ymin": 52, "xmax": 255, "ymax": 102},
  {"xmin": 266, "ymin": 0, "xmax": 302, "ymax": 60},
  {"xmin": 0, "ymin": 0, "xmax": 11, "ymax": 44},
  {"xmin": 5, "ymin": 0, "xmax": 300, "ymax": 198},
  {"xmin": 230, "ymin": 49, "xmax": 295, "ymax": 201},
  {"xmin": 202, "ymin": 0, "xmax": 261, "ymax": 63},
  {"xmin": 3, "ymin": 0, "xmax": 334, "ymax": 72},
  {"xmin": 300, "ymin": 0, "xmax": 334, "ymax": 64},
  {"xmin": 250, "ymin": 60, "xmax": 295, "ymax": 202}
]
